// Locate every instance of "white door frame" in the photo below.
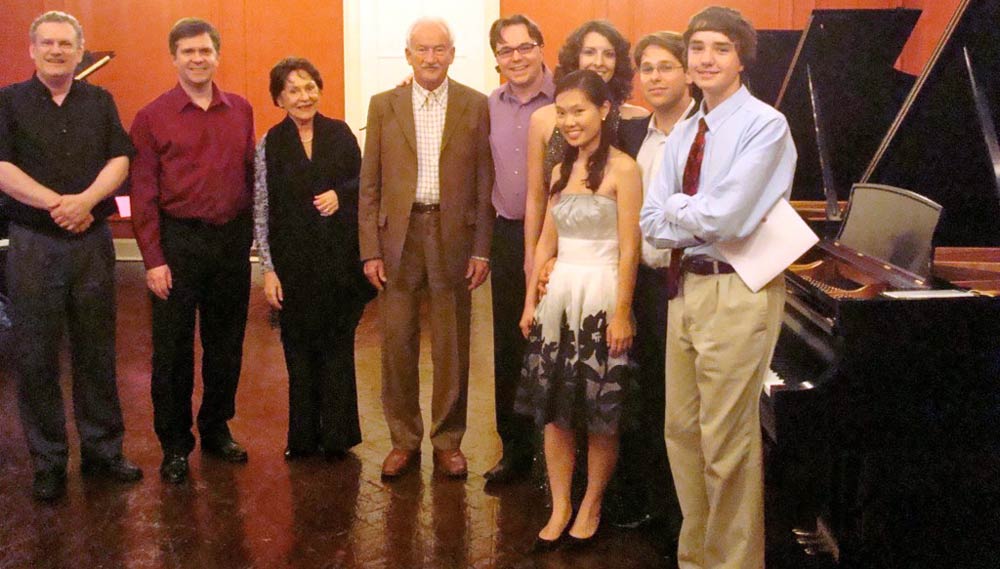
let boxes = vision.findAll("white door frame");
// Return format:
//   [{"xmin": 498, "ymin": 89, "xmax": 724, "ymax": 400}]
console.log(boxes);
[{"xmin": 343, "ymin": 0, "xmax": 501, "ymax": 148}]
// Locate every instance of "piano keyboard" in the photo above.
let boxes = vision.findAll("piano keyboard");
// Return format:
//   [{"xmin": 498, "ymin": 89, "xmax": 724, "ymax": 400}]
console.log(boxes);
[{"xmin": 763, "ymin": 368, "xmax": 815, "ymax": 397}]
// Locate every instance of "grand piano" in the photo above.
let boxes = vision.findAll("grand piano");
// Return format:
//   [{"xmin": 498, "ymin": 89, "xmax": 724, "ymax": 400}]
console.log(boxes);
[
  {"xmin": 774, "ymin": 8, "xmax": 919, "ymax": 228},
  {"xmin": 764, "ymin": 1, "xmax": 1000, "ymax": 566}
]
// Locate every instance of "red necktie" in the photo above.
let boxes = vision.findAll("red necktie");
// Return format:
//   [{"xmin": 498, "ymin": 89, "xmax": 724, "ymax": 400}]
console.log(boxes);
[{"xmin": 666, "ymin": 118, "xmax": 708, "ymax": 299}]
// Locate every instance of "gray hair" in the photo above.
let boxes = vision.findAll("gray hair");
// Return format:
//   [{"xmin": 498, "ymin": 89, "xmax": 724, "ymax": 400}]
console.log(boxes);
[
  {"xmin": 406, "ymin": 17, "xmax": 454, "ymax": 49},
  {"xmin": 30, "ymin": 11, "xmax": 84, "ymax": 48}
]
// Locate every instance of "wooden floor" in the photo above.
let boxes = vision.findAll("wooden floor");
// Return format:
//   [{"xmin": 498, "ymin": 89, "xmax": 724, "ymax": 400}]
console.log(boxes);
[{"xmin": 0, "ymin": 261, "xmax": 836, "ymax": 569}]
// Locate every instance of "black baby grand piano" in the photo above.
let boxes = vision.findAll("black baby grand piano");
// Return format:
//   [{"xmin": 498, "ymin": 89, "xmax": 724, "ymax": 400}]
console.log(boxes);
[
  {"xmin": 774, "ymin": 8, "xmax": 920, "ymax": 223},
  {"xmin": 762, "ymin": 1, "xmax": 1000, "ymax": 567}
]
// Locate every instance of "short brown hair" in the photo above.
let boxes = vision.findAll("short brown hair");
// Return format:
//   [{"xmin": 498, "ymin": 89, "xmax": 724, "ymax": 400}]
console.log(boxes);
[
  {"xmin": 30, "ymin": 11, "xmax": 84, "ymax": 48},
  {"xmin": 268, "ymin": 57, "xmax": 323, "ymax": 106},
  {"xmin": 168, "ymin": 18, "xmax": 220, "ymax": 55},
  {"xmin": 633, "ymin": 31, "xmax": 685, "ymax": 69},
  {"xmin": 683, "ymin": 6, "xmax": 757, "ymax": 67},
  {"xmin": 488, "ymin": 14, "xmax": 544, "ymax": 53}
]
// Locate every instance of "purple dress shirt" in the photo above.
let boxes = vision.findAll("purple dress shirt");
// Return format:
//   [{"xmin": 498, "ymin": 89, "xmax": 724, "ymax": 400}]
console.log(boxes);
[{"xmin": 487, "ymin": 70, "xmax": 555, "ymax": 220}]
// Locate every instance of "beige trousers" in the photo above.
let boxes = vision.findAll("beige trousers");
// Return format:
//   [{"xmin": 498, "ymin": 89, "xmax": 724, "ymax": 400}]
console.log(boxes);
[
  {"xmin": 380, "ymin": 211, "xmax": 471, "ymax": 452},
  {"xmin": 665, "ymin": 272, "xmax": 785, "ymax": 569}
]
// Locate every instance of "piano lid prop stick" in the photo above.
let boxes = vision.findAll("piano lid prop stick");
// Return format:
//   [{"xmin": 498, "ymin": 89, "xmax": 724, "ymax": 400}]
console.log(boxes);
[{"xmin": 75, "ymin": 54, "xmax": 112, "ymax": 81}]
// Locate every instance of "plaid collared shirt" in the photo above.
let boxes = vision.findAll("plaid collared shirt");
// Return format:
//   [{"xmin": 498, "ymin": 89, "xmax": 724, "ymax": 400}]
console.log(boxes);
[{"xmin": 412, "ymin": 79, "xmax": 448, "ymax": 205}]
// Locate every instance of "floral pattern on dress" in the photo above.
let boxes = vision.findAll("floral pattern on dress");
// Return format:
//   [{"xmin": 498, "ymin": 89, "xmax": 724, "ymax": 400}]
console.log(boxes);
[{"xmin": 516, "ymin": 309, "xmax": 633, "ymax": 435}]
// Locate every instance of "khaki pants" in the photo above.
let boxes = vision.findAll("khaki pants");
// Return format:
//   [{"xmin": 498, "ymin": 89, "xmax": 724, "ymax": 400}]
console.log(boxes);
[
  {"xmin": 380, "ymin": 211, "xmax": 471, "ymax": 452},
  {"xmin": 665, "ymin": 272, "xmax": 784, "ymax": 569}
]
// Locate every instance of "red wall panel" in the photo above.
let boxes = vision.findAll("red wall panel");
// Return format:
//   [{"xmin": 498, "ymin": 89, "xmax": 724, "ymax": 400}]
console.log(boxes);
[
  {"xmin": 496, "ymin": 0, "xmax": 960, "ymax": 91},
  {"xmin": 0, "ymin": 1, "xmax": 47, "ymax": 86},
  {"xmin": 900, "ymin": 0, "xmax": 963, "ymax": 75},
  {"xmin": 1, "ymin": 1, "xmax": 345, "ymax": 138},
  {"xmin": 0, "ymin": 1, "xmax": 969, "ymax": 135}
]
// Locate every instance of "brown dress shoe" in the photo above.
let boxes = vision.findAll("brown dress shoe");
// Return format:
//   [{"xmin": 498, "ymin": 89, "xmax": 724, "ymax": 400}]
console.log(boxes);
[
  {"xmin": 381, "ymin": 448, "xmax": 419, "ymax": 478},
  {"xmin": 433, "ymin": 448, "xmax": 468, "ymax": 478}
]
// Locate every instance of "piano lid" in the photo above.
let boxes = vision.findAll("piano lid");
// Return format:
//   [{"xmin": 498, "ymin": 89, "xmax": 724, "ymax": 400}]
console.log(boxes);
[
  {"xmin": 776, "ymin": 9, "xmax": 919, "ymax": 207},
  {"xmin": 862, "ymin": 0, "xmax": 1000, "ymax": 247},
  {"xmin": 745, "ymin": 30, "xmax": 801, "ymax": 106}
]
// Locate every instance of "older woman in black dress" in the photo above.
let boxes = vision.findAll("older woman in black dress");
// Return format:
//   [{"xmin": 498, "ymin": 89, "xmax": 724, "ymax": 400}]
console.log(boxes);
[{"xmin": 253, "ymin": 58, "xmax": 374, "ymax": 459}]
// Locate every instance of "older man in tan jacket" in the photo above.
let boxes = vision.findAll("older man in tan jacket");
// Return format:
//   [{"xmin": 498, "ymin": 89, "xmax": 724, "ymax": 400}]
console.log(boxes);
[{"xmin": 359, "ymin": 17, "xmax": 494, "ymax": 478}]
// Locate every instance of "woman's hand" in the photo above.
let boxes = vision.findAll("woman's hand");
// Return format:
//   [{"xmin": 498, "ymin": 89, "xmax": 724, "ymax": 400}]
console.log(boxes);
[
  {"xmin": 519, "ymin": 303, "xmax": 536, "ymax": 339},
  {"xmin": 313, "ymin": 190, "xmax": 340, "ymax": 216},
  {"xmin": 263, "ymin": 270, "xmax": 283, "ymax": 310},
  {"xmin": 536, "ymin": 258, "xmax": 556, "ymax": 298},
  {"xmin": 606, "ymin": 312, "xmax": 634, "ymax": 358}
]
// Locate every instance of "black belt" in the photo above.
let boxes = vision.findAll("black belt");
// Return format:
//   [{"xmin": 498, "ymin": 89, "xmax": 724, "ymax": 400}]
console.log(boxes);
[
  {"xmin": 162, "ymin": 215, "xmax": 214, "ymax": 230},
  {"xmin": 411, "ymin": 203, "xmax": 440, "ymax": 213},
  {"xmin": 681, "ymin": 255, "xmax": 736, "ymax": 276},
  {"xmin": 162, "ymin": 211, "xmax": 249, "ymax": 230}
]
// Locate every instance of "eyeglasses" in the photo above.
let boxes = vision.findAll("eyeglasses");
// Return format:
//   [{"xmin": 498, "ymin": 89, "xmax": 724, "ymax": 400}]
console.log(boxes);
[
  {"xmin": 495, "ymin": 42, "xmax": 539, "ymax": 59},
  {"xmin": 639, "ymin": 63, "xmax": 684, "ymax": 75}
]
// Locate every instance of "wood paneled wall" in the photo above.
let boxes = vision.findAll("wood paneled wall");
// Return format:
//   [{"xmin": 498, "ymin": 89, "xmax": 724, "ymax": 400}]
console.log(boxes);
[
  {"xmin": 0, "ymin": 0, "xmax": 345, "ymax": 137},
  {"xmin": 499, "ymin": 0, "xmax": 963, "ymax": 82},
  {"xmin": 0, "ymin": 1, "xmax": 964, "ymax": 133}
]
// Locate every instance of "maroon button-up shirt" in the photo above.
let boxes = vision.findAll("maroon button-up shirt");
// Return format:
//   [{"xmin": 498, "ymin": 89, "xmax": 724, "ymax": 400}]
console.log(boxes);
[{"xmin": 129, "ymin": 84, "xmax": 255, "ymax": 269}]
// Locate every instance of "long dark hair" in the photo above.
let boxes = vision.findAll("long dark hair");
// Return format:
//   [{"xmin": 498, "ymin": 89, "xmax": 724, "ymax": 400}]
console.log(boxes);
[
  {"xmin": 554, "ymin": 20, "xmax": 633, "ymax": 106},
  {"xmin": 550, "ymin": 70, "xmax": 613, "ymax": 196}
]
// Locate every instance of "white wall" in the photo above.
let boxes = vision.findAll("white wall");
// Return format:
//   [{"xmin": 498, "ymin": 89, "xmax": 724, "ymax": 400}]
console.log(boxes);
[{"xmin": 343, "ymin": 0, "xmax": 501, "ymax": 148}]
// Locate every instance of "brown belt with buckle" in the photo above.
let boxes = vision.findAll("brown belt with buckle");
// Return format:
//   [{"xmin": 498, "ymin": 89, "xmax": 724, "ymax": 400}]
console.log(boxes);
[
  {"xmin": 411, "ymin": 202, "xmax": 441, "ymax": 214},
  {"xmin": 681, "ymin": 255, "xmax": 736, "ymax": 276}
]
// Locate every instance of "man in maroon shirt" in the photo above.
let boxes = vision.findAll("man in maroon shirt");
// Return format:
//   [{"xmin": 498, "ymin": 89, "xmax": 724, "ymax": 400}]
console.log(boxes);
[{"xmin": 129, "ymin": 18, "xmax": 255, "ymax": 484}]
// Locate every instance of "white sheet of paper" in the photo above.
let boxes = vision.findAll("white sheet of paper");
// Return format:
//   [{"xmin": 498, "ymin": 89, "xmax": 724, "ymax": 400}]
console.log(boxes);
[
  {"xmin": 114, "ymin": 196, "xmax": 131, "ymax": 218},
  {"xmin": 715, "ymin": 198, "xmax": 819, "ymax": 292}
]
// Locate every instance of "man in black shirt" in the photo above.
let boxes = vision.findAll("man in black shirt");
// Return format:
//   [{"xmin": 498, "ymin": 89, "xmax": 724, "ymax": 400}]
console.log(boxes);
[{"xmin": 0, "ymin": 10, "xmax": 142, "ymax": 502}]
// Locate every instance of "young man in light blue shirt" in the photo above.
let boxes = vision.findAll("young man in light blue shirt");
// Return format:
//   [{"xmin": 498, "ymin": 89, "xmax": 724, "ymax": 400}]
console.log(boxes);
[{"xmin": 640, "ymin": 7, "xmax": 797, "ymax": 569}]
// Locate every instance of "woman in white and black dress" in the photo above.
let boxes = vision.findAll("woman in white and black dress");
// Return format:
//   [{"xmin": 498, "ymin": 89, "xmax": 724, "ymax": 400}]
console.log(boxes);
[{"xmin": 517, "ymin": 69, "xmax": 642, "ymax": 550}]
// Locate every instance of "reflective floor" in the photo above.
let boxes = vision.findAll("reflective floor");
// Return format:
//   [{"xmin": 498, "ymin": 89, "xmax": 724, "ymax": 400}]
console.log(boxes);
[{"xmin": 0, "ymin": 262, "xmax": 830, "ymax": 569}]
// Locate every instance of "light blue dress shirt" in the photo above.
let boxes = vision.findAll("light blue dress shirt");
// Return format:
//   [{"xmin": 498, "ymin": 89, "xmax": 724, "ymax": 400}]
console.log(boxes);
[{"xmin": 639, "ymin": 85, "xmax": 797, "ymax": 262}]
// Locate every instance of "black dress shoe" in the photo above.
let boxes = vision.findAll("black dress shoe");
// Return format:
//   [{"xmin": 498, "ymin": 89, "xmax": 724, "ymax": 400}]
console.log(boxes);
[
  {"xmin": 160, "ymin": 453, "xmax": 189, "ymax": 484},
  {"xmin": 565, "ymin": 518, "xmax": 603, "ymax": 550},
  {"xmin": 202, "ymin": 438, "xmax": 248, "ymax": 463},
  {"xmin": 484, "ymin": 453, "xmax": 532, "ymax": 483},
  {"xmin": 530, "ymin": 531, "xmax": 567, "ymax": 553},
  {"xmin": 81, "ymin": 455, "xmax": 144, "ymax": 483},
  {"xmin": 283, "ymin": 447, "xmax": 316, "ymax": 461},
  {"xmin": 564, "ymin": 532, "xmax": 599, "ymax": 550},
  {"xmin": 322, "ymin": 448, "xmax": 349, "ymax": 462},
  {"xmin": 32, "ymin": 469, "xmax": 66, "ymax": 502}
]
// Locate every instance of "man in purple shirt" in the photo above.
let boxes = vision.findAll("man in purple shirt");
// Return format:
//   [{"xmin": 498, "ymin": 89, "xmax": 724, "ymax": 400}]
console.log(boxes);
[
  {"xmin": 130, "ymin": 18, "xmax": 255, "ymax": 484},
  {"xmin": 483, "ymin": 14, "xmax": 555, "ymax": 483}
]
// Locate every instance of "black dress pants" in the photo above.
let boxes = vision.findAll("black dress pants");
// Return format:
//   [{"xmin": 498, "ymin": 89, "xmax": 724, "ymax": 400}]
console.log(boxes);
[
  {"xmin": 489, "ymin": 216, "xmax": 534, "ymax": 456},
  {"xmin": 282, "ymin": 305, "xmax": 364, "ymax": 454},
  {"xmin": 610, "ymin": 263, "xmax": 678, "ymax": 521},
  {"xmin": 151, "ymin": 214, "xmax": 252, "ymax": 455},
  {"xmin": 7, "ymin": 222, "xmax": 124, "ymax": 473}
]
